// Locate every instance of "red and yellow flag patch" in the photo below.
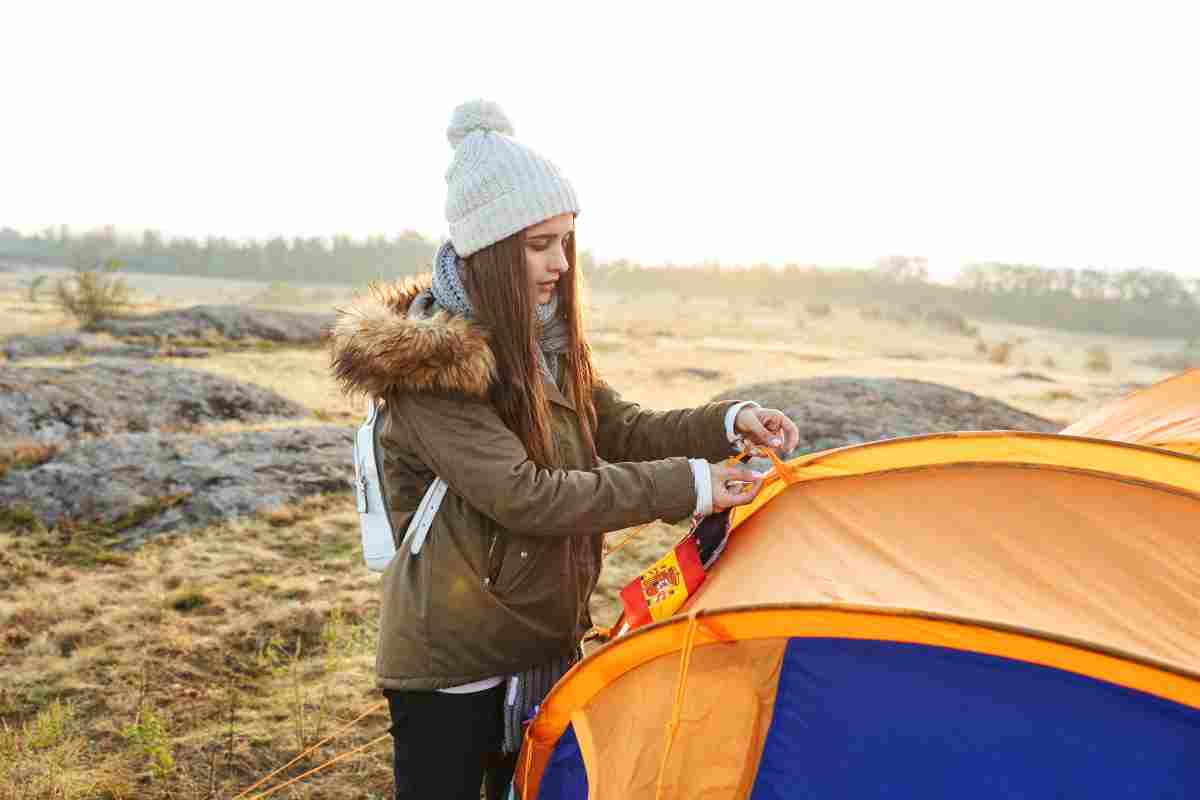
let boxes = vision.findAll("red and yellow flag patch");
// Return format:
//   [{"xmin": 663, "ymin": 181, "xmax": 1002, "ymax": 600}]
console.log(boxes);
[{"xmin": 619, "ymin": 536, "xmax": 706, "ymax": 630}]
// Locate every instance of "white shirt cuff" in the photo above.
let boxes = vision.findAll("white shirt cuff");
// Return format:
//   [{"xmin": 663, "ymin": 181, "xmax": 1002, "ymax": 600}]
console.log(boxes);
[
  {"xmin": 689, "ymin": 458, "xmax": 713, "ymax": 517},
  {"xmin": 724, "ymin": 401, "xmax": 761, "ymax": 447}
]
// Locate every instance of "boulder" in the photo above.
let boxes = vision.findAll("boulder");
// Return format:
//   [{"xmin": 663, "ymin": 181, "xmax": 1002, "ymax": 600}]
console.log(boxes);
[
  {"xmin": 2, "ymin": 333, "xmax": 107, "ymax": 360},
  {"xmin": 88, "ymin": 305, "xmax": 335, "ymax": 344},
  {"xmin": 2, "ymin": 332, "xmax": 214, "ymax": 361},
  {"xmin": 713, "ymin": 377, "xmax": 1058, "ymax": 456},
  {"xmin": 0, "ymin": 362, "xmax": 306, "ymax": 443},
  {"xmin": 0, "ymin": 426, "xmax": 353, "ymax": 547}
]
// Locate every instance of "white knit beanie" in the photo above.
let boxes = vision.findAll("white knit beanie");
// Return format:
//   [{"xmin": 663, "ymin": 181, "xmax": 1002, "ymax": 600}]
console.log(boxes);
[{"xmin": 444, "ymin": 99, "xmax": 581, "ymax": 257}]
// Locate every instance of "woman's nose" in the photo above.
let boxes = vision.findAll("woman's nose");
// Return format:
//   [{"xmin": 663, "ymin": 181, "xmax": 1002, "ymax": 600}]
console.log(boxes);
[{"xmin": 551, "ymin": 248, "xmax": 569, "ymax": 273}]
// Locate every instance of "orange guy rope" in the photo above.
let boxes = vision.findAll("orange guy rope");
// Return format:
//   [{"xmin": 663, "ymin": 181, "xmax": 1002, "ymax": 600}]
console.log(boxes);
[
  {"xmin": 654, "ymin": 614, "xmax": 700, "ymax": 800},
  {"xmin": 603, "ymin": 519, "xmax": 656, "ymax": 560},
  {"xmin": 232, "ymin": 700, "xmax": 386, "ymax": 799},
  {"xmin": 245, "ymin": 732, "xmax": 392, "ymax": 800}
]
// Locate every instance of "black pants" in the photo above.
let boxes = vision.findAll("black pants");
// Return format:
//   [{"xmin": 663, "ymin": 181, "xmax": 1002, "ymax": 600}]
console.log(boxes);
[{"xmin": 386, "ymin": 685, "xmax": 518, "ymax": 800}]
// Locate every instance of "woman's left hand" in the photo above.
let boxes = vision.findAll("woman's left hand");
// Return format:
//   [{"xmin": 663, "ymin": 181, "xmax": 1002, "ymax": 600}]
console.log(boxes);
[{"xmin": 735, "ymin": 407, "xmax": 800, "ymax": 453}]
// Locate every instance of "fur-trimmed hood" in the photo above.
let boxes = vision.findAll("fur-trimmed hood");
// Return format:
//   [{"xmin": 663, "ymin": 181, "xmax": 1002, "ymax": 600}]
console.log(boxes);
[{"xmin": 329, "ymin": 274, "xmax": 495, "ymax": 398}]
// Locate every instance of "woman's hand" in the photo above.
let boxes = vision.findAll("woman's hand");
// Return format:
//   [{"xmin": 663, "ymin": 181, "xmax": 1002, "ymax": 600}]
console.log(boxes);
[
  {"xmin": 734, "ymin": 407, "xmax": 800, "ymax": 453},
  {"xmin": 708, "ymin": 462, "xmax": 766, "ymax": 511}
]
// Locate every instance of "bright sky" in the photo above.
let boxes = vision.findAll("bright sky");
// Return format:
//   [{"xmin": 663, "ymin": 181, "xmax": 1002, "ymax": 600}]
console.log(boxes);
[{"xmin": 4, "ymin": 1, "xmax": 1198, "ymax": 280}]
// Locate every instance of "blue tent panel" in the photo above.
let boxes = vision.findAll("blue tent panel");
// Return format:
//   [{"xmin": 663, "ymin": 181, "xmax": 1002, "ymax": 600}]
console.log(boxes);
[
  {"xmin": 751, "ymin": 638, "xmax": 1200, "ymax": 799},
  {"xmin": 537, "ymin": 722, "xmax": 587, "ymax": 799}
]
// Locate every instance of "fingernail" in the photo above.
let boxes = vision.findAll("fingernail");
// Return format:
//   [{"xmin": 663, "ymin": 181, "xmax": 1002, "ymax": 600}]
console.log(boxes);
[
  {"xmin": 772, "ymin": 438, "xmax": 782, "ymax": 446},
  {"xmin": 751, "ymin": 470, "xmax": 766, "ymax": 478}
]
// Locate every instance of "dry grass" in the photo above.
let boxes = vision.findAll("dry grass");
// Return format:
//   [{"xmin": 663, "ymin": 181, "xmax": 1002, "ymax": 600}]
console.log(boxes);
[
  {"xmin": 0, "ymin": 488, "xmax": 669, "ymax": 799},
  {"xmin": 0, "ymin": 442, "xmax": 62, "ymax": 481},
  {"xmin": 0, "ymin": 495, "xmax": 392, "ymax": 799},
  {"xmin": 1085, "ymin": 345, "xmax": 1114, "ymax": 373},
  {"xmin": 987, "ymin": 341, "xmax": 1014, "ymax": 365}
]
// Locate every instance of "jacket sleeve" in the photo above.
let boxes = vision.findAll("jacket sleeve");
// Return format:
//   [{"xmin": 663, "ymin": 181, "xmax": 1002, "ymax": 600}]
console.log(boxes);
[
  {"xmin": 592, "ymin": 381, "xmax": 740, "ymax": 464},
  {"xmin": 388, "ymin": 391, "xmax": 698, "ymax": 537}
]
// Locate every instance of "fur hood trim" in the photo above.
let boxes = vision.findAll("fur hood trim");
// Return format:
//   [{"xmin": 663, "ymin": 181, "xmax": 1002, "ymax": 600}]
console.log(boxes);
[{"xmin": 329, "ymin": 275, "xmax": 495, "ymax": 398}]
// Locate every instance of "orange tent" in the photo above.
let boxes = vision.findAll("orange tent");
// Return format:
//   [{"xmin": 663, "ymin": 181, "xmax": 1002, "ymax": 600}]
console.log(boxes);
[
  {"xmin": 515, "ymin": 376, "xmax": 1200, "ymax": 799},
  {"xmin": 1062, "ymin": 368, "xmax": 1200, "ymax": 455}
]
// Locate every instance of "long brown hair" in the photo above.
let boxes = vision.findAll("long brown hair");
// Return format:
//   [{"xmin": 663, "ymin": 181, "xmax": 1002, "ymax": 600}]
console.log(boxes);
[{"xmin": 463, "ymin": 228, "xmax": 597, "ymax": 466}]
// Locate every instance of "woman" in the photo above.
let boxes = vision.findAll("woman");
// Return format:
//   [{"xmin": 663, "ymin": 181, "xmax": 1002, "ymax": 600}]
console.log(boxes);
[{"xmin": 330, "ymin": 99, "xmax": 800, "ymax": 800}]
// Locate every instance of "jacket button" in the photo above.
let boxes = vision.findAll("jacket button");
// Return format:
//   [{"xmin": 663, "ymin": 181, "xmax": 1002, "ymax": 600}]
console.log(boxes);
[
  {"xmin": 520, "ymin": 551, "xmax": 528, "ymax": 558},
  {"xmin": 482, "ymin": 577, "xmax": 491, "ymax": 587}
]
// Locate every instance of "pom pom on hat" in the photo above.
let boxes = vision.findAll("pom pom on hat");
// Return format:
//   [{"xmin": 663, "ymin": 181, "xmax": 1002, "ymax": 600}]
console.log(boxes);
[{"xmin": 446, "ymin": 99, "xmax": 515, "ymax": 150}]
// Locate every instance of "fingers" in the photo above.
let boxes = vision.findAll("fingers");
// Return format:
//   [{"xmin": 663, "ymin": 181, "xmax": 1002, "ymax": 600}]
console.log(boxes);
[
  {"xmin": 757, "ymin": 409, "xmax": 800, "ymax": 451},
  {"xmin": 739, "ymin": 410, "xmax": 773, "ymax": 443},
  {"xmin": 712, "ymin": 464, "xmax": 765, "ymax": 510},
  {"xmin": 723, "ymin": 465, "xmax": 762, "ymax": 482},
  {"xmin": 723, "ymin": 482, "xmax": 761, "ymax": 506},
  {"xmin": 778, "ymin": 415, "xmax": 801, "ymax": 452}
]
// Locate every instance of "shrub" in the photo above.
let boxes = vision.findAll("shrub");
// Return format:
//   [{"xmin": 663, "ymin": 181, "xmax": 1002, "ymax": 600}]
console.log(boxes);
[
  {"xmin": 988, "ymin": 342, "xmax": 1013, "ymax": 365},
  {"xmin": 1085, "ymin": 345, "xmax": 1113, "ymax": 372},
  {"xmin": 122, "ymin": 709, "xmax": 174, "ymax": 779},
  {"xmin": 168, "ymin": 587, "xmax": 211, "ymax": 613},
  {"xmin": 25, "ymin": 274, "xmax": 48, "ymax": 303},
  {"xmin": 54, "ymin": 258, "xmax": 132, "ymax": 327}
]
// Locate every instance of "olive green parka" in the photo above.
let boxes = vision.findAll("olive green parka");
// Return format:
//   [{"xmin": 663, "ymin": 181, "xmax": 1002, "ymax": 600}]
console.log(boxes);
[{"xmin": 329, "ymin": 276, "xmax": 740, "ymax": 690}]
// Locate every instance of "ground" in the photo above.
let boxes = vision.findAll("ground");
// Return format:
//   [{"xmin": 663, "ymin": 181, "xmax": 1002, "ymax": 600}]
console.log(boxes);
[{"xmin": 0, "ymin": 267, "xmax": 1184, "ymax": 799}]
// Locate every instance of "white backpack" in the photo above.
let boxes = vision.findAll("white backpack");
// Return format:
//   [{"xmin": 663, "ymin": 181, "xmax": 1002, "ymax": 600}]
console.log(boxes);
[{"xmin": 353, "ymin": 399, "xmax": 447, "ymax": 572}]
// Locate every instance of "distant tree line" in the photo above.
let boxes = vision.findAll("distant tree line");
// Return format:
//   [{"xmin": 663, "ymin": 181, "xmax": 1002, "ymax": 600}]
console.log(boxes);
[
  {"xmin": 0, "ymin": 225, "xmax": 436, "ymax": 285},
  {"xmin": 590, "ymin": 256, "xmax": 1199, "ymax": 339},
  {"xmin": 2, "ymin": 227, "xmax": 1196, "ymax": 338}
]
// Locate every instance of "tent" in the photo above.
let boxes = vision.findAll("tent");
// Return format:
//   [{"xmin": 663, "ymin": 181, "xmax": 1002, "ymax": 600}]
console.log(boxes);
[
  {"xmin": 1062, "ymin": 368, "xmax": 1200, "ymax": 455},
  {"xmin": 514, "ymin": 376, "xmax": 1200, "ymax": 799}
]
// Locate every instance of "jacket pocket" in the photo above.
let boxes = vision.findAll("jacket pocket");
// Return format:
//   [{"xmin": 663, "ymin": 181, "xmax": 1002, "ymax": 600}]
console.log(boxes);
[
  {"xmin": 490, "ymin": 533, "xmax": 546, "ymax": 597},
  {"xmin": 482, "ymin": 529, "xmax": 504, "ymax": 592}
]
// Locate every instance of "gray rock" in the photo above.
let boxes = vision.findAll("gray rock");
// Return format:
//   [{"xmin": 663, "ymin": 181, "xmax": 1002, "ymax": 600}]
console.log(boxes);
[
  {"xmin": 656, "ymin": 367, "xmax": 724, "ymax": 381},
  {"xmin": 3, "ymin": 333, "xmax": 107, "ymax": 360},
  {"xmin": 2, "ymin": 332, "xmax": 216, "ymax": 361},
  {"xmin": 0, "ymin": 362, "xmax": 306, "ymax": 443},
  {"xmin": 88, "ymin": 305, "xmax": 335, "ymax": 344},
  {"xmin": 0, "ymin": 426, "xmax": 353, "ymax": 547},
  {"xmin": 714, "ymin": 376, "xmax": 1058, "ymax": 456}
]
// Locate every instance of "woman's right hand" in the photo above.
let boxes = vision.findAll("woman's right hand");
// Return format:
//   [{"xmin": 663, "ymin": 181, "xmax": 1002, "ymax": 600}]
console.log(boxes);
[{"xmin": 709, "ymin": 462, "xmax": 766, "ymax": 511}]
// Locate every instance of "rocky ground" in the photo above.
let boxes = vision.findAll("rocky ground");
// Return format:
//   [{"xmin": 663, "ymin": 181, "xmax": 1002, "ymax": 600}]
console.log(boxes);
[
  {"xmin": 88, "ymin": 304, "xmax": 334, "ymax": 344},
  {"xmin": 2, "ymin": 332, "xmax": 211, "ymax": 361},
  {"xmin": 0, "ymin": 362, "xmax": 306, "ymax": 442},
  {"xmin": 1, "ymin": 309, "xmax": 353, "ymax": 546},
  {"xmin": 714, "ymin": 376, "xmax": 1059, "ymax": 456},
  {"xmin": 0, "ymin": 426, "xmax": 352, "ymax": 548}
]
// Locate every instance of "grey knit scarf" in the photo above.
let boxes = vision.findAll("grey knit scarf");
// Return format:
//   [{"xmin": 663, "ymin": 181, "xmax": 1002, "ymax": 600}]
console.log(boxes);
[{"xmin": 428, "ymin": 241, "xmax": 570, "ymax": 383}]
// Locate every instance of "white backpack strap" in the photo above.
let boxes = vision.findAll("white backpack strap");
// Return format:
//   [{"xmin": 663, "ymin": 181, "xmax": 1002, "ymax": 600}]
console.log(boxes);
[
  {"xmin": 354, "ymin": 398, "xmax": 397, "ymax": 572},
  {"xmin": 407, "ymin": 477, "xmax": 447, "ymax": 555},
  {"xmin": 353, "ymin": 397, "xmax": 449, "ymax": 570}
]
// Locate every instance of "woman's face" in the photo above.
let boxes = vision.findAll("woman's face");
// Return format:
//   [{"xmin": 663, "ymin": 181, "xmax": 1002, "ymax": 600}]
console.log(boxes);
[{"xmin": 522, "ymin": 213, "xmax": 574, "ymax": 305}]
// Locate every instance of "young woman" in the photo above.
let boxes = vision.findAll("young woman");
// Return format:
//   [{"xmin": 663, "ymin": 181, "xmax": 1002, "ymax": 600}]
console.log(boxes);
[{"xmin": 330, "ymin": 99, "xmax": 800, "ymax": 800}]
